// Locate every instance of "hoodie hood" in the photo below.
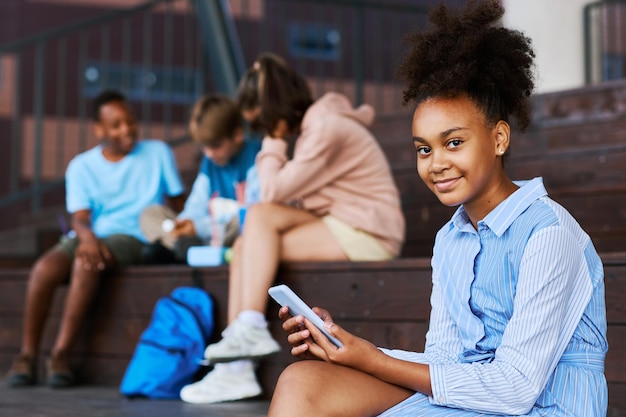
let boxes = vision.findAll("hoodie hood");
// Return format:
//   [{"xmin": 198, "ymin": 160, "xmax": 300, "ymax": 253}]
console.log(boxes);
[{"xmin": 301, "ymin": 92, "xmax": 375, "ymax": 129}]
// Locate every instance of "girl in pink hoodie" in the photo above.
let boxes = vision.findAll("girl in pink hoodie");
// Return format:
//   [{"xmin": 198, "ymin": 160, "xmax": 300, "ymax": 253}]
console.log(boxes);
[{"xmin": 179, "ymin": 53, "xmax": 405, "ymax": 404}]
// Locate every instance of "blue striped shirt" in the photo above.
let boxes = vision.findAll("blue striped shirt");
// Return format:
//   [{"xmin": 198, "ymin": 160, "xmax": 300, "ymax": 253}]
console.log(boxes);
[{"xmin": 379, "ymin": 177, "xmax": 607, "ymax": 416}]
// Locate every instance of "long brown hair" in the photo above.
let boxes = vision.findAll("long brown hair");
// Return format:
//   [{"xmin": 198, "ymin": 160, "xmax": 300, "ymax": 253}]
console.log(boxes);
[{"xmin": 237, "ymin": 53, "xmax": 313, "ymax": 134}]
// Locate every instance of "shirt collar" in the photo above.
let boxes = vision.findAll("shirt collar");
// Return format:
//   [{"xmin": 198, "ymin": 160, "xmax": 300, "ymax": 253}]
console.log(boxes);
[{"xmin": 449, "ymin": 177, "xmax": 548, "ymax": 236}]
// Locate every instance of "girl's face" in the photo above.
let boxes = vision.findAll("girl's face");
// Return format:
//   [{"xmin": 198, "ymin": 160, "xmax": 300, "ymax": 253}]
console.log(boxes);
[{"xmin": 412, "ymin": 95, "xmax": 514, "ymax": 223}]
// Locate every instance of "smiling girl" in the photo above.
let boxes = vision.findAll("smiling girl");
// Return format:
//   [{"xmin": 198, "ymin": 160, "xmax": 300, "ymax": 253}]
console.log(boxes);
[{"xmin": 268, "ymin": 1, "xmax": 608, "ymax": 416}]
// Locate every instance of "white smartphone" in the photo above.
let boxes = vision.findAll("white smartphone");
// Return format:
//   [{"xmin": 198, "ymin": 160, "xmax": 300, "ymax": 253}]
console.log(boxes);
[{"xmin": 268, "ymin": 284, "xmax": 343, "ymax": 347}]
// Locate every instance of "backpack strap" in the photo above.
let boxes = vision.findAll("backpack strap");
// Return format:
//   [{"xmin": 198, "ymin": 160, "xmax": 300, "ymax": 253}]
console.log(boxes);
[
  {"xmin": 167, "ymin": 294, "xmax": 211, "ymax": 346},
  {"xmin": 191, "ymin": 268, "xmax": 204, "ymax": 290}
]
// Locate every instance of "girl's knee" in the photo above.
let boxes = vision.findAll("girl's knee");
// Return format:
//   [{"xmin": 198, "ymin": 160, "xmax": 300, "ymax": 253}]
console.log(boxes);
[
  {"xmin": 274, "ymin": 362, "xmax": 307, "ymax": 397},
  {"xmin": 276, "ymin": 361, "xmax": 326, "ymax": 392},
  {"xmin": 273, "ymin": 361, "xmax": 345, "ymax": 415},
  {"xmin": 246, "ymin": 202, "xmax": 280, "ymax": 224}
]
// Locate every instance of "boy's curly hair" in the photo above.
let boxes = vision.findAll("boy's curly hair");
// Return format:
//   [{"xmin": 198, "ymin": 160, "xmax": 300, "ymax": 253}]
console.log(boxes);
[
  {"xmin": 397, "ymin": 0, "xmax": 535, "ymax": 130},
  {"xmin": 92, "ymin": 89, "xmax": 127, "ymax": 122}
]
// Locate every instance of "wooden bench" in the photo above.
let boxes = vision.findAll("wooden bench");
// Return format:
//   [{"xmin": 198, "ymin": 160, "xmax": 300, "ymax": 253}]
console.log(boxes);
[{"xmin": 1, "ymin": 254, "xmax": 625, "ymax": 414}]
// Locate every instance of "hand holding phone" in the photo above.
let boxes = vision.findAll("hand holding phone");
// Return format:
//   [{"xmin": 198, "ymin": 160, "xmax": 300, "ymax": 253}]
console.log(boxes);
[{"xmin": 268, "ymin": 284, "xmax": 343, "ymax": 347}]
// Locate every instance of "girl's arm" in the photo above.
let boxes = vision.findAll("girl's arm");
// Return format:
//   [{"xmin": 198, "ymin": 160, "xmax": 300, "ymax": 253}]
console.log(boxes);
[
  {"xmin": 282, "ymin": 307, "xmax": 434, "ymax": 396},
  {"xmin": 176, "ymin": 172, "xmax": 212, "ymax": 241},
  {"xmin": 256, "ymin": 122, "xmax": 341, "ymax": 203}
]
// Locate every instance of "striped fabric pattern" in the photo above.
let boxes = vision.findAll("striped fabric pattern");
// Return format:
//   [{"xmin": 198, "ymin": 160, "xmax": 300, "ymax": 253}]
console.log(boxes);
[{"xmin": 378, "ymin": 178, "xmax": 608, "ymax": 416}]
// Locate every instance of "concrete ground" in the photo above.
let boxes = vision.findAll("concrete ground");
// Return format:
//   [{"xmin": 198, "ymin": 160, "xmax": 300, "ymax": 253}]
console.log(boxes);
[{"xmin": 0, "ymin": 383, "xmax": 269, "ymax": 417}]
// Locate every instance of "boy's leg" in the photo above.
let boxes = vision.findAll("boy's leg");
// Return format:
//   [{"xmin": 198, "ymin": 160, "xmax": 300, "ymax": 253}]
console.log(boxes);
[
  {"xmin": 7, "ymin": 245, "xmax": 73, "ymax": 387},
  {"xmin": 47, "ymin": 256, "xmax": 105, "ymax": 387},
  {"xmin": 51, "ymin": 261, "xmax": 107, "ymax": 355},
  {"xmin": 139, "ymin": 205, "xmax": 180, "ymax": 264},
  {"xmin": 54, "ymin": 234, "xmax": 143, "ymax": 353},
  {"xmin": 139, "ymin": 204, "xmax": 177, "ymax": 249},
  {"xmin": 22, "ymin": 250, "xmax": 73, "ymax": 356},
  {"xmin": 49, "ymin": 234, "xmax": 143, "ymax": 387},
  {"xmin": 268, "ymin": 360, "xmax": 414, "ymax": 417}
]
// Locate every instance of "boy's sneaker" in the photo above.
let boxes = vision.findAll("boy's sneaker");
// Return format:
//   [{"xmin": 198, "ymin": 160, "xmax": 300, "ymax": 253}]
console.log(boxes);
[
  {"xmin": 204, "ymin": 320, "xmax": 281, "ymax": 363},
  {"xmin": 6, "ymin": 353, "xmax": 36, "ymax": 387},
  {"xmin": 46, "ymin": 352, "xmax": 75, "ymax": 388},
  {"xmin": 179, "ymin": 363, "xmax": 262, "ymax": 404}
]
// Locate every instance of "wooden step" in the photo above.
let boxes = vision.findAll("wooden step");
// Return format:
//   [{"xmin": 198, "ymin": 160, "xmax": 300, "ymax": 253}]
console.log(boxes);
[{"xmin": 1, "ymin": 254, "xmax": 626, "ymax": 414}]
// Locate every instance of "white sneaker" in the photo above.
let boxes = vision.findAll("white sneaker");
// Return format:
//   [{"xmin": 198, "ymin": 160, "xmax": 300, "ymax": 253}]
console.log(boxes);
[
  {"xmin": 204, "ymin": 320, "xmax": 281, "ymax": 363},
  {"xmin": 179, "ymin": 363, "xmax": 262, "ymax": 404}
]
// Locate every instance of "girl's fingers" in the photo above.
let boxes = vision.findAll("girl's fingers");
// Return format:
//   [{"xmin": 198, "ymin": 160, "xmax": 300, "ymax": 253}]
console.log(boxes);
[
  {"xmin": 312, "ymin": 318, "xmax": 340, "ymax": 345},
  {"xmin": 281, "ymin": 314, "xmax": 307, "ymax": 334},
  {"xmin": 278, "ymin": 306, "xmax": 292, "ymax": 320},
  {"xmin": 287, "ymin": 328, "xmax": 310, "ymax": 346},
  {"xmin": 290, "ymin": 343, "xmax": 310, "ymax": 356}
]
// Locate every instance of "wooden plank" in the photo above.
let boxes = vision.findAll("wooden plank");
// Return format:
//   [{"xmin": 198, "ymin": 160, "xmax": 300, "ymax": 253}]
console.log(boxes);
[
  {"xmin": 514, "ymin": 122, "xmax": 626, "ymax": 158},
  {"xmin": 398, "ymin": 191, "xmax": 626, "ymax": 255},
  {"xmin": 606, "ymin": 265, "xmax": 626, "ymax": 325},
  {"xmin": 607, "ymin": 326, "xmax": 626, "ymax": 383},
  {"xmin": 608, "ymin": 383, "xmax": 626, "ymax": 417},
  {"xmin": 0, "ymin": 266, "xmax": 229, "ymax": 315},
  {"xmin": 273, "ymin": 269, "xmax": 433, "ymax": 321},
  {"xmin": 559, "ymin": 192, "xmax": 626, "ymax": 235},
  {"xmin": 507, "ymin": 149, "xmax": 626, "ymax": 196}
]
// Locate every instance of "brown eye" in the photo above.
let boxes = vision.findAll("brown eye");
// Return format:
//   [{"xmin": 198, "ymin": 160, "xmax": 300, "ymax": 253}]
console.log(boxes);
[
  {"xmin": 447, "ymin": 139, "xmax": 462, "ymax": 149},
  {"xmin": 417, "ymin": 147, "xmax": 431, "ymax": 156}
]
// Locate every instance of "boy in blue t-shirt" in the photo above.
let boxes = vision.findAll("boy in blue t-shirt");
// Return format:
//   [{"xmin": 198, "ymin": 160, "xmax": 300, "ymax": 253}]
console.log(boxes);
[
  {"xmin": 6, "ymin": 90, "xmax": 185, "ymax": 388},
  {"xmin": 140, "ymin": 94, "xmax": 261, "ymax": 263}
]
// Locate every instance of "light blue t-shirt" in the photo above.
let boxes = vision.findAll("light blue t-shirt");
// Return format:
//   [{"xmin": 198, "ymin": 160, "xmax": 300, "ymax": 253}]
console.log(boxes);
[{"xmin": 66, "ymin": 140, "xmax": 184, "ymax": 242}]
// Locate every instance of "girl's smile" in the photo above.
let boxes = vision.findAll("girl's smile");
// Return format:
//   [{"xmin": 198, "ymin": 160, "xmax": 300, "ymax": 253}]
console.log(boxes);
[{"xmin": 433, "ymin": 177, "xmax": 460, "ymax": 193}]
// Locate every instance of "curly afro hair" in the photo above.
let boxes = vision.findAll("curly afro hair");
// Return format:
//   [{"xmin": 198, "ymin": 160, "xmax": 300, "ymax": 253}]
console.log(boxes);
[{"xmin": 397, "ymin": 0, "xmax": 535, "ymax": 130}]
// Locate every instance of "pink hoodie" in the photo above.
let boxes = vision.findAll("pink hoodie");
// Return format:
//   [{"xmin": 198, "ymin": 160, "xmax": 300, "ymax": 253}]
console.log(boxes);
[{"xmin": 256, "ymin": 92, "xmax": 405, "ymax": 256}]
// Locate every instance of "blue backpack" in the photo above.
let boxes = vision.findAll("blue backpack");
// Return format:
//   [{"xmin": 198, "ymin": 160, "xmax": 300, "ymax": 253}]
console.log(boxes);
[{"xmin": 119, "ymin": 286, "xmax": 214, "ymax": 399}]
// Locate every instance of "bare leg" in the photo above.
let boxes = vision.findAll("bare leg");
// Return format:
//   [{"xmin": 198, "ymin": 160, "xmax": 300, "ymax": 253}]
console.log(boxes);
[
  {"xmin": 52, "ymin": 259, "xmax": 111, "ymax": 354},
  {"xmin": 21, "ymin": 250, "xmax": 72, "ymax": 356},
  {"xmin": 230, "ymin": 202, "xmax": 348, "ymax": 318},
  {"xmin": 268, "ymin": 361, "xmax": 414, "ymax": 417},
  {"xmin": 202, "ymin": 204, "xmax": 352, "ymax": 397},
  {"xmin": 227, "ymin": 238, "xmax": 243, "ymax": 323}
]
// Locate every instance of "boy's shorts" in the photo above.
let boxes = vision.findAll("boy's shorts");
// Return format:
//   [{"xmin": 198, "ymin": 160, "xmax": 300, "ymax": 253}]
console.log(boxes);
[
  {"xmin": 139, "ymin": 205, "xmax": 178, "ymax": 249},
  {"xmin": 322, "ymin": 216, "xmax": 393, "ymax": 261},
  {"xmin": 53, "ymin": 234, "xmax": 145, "ymax": 267}
]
